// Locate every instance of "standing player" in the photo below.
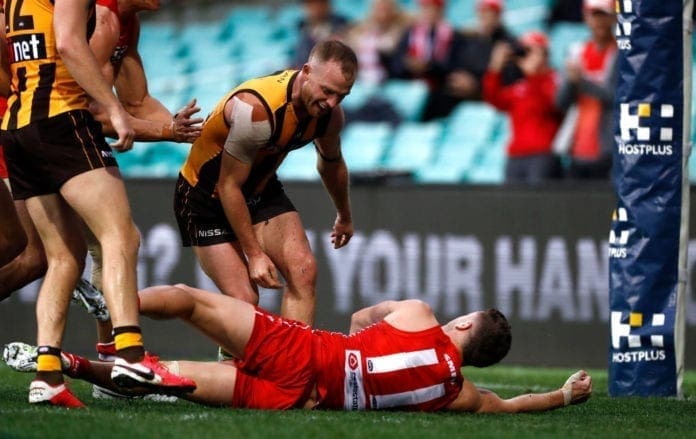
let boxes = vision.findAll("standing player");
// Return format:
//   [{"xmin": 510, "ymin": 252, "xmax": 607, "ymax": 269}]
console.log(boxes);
[
  {"xmin": 0, "ymin": 0, "xmax": 195, "ymax": 407},
  {"xmin": 0, "ymin": 0, "xmax": 202, "ymax": 302},
  {"xmin": 0, "ymin": 0, "xmax": 27, "ymax": 267},
  {"xmin": 5, "ymin": 284, "xmax": 593, "ymax": 412},
  {"xmin": 68, "ymin": 0, "xmax": 203, "ymax": 369},
  {"xmin": 175, "ymin": 40, "xmax": 355, "ymax": 328}
]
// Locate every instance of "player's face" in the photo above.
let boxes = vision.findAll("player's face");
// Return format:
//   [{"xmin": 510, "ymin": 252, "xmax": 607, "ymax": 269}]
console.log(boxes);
[{"xmin": 301, "ymin": 61, "xmax": 353, "ymax": 117}]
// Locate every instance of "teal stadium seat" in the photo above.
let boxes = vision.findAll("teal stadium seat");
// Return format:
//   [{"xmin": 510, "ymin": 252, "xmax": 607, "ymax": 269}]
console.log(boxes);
[
  {"xmin": 446, "ymin": 0, "xmax": 477, "ymax": 28},
  {"xmin": 446, "ymin": 102, "xmax": 501, "ymax": 145},
  {"xmin": 333, "ymin": 0, "xmax": 370, "ymax": 21},
  {"xmin": 414, "ymin": 160, "xmax": 470, "ymax": 183},
  {"xmin": 549, "ymin": 22, "xmax": 591, "ymax": 69},
  {"xmin": 382, "ymin": 121, "xmax": 442, "ymax": 171},
  {"xmin": 119, "ymin": 142, "xmax": 189, "ymax": 178},
  {"xmin": 276, "ymin": 146, "xmax": 320, "ymax": 181},
  {"xmin": 341, "ymin": 80, "xmax": 379, "ymax": 113},
  {"xmin": 144, "ymin": 142, "xmax": 191, "ymax": 178},
  {"xmin": 341, "ymin": 122, "xmax": 392, "ymax": 172},
  {"xmin": 381, "ymin": 80, "xmax": 429, "ymax": 122},
  {"xmin": 467, "ymin": 122, "xmax": 508, "ymax": 184},
  {"xmin": 503, "ymin": 0, "xmax": 552, "ymax": 35},
  {"xmin": 219, "ymin": 5, "xmax": 273, "ymax": 41}
]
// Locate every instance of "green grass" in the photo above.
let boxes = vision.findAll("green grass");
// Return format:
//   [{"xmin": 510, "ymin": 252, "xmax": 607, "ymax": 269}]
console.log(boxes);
[{"xmin": 1, "ymin": 364, "xmax": 694, "ymax": 439}]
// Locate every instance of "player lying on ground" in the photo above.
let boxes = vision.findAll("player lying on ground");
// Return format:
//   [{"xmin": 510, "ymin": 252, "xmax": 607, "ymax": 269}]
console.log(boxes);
[{"xmin": 4, "ymin": 284, "xmax": 592, "ymax": 412}]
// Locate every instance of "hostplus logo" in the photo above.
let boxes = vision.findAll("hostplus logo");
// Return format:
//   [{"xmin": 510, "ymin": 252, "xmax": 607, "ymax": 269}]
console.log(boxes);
[
  {"xmin": 615, "ymin": 0, "xmax": 633, "ymax": 50},
  {"xmin": 618, "ymin": 103, "xmax": 674, "ymax": 156},
  {"xmin": 611, "ymin": 311, "xmax": 667, "ymax": 363},
  {"xmin": 608, "ymin": 207, "xmax": 629, "ymax": 259}
]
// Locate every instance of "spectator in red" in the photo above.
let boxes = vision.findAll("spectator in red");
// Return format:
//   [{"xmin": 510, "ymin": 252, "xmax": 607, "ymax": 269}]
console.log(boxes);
[
  {"xmin": 482, "ymin": 31, "xmax": 563, "ymax": 184},
  {"xmin": 554, "ymin": 0, "xmax": 617, "ymax": 179}
]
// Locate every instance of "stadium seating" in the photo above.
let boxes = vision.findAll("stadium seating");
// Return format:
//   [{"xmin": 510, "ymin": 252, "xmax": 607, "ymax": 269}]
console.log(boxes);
[
  {"xmin": 341, "ymin": 122, "xmax": 393, "ymax": 172},
  {"xmin": 129, "ymin": 1, "xmax": 696, "ymax": 185},
  {"xmin": 276, "ymin": 146, "xmax": 320, "ymax": 181},
  {"xmin": 382, "ymin": 121, "xmax": 443, "ymax": 172}
]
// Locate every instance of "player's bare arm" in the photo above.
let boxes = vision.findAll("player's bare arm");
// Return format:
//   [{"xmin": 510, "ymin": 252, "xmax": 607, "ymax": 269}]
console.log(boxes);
[
  {"xmin": 113, "ymin": 21, "xmax": 202, "ymax": 143},
  {"xmin": 218, "ymin": 92, "xmax": 281, "ymax": 289},
  {"xmin": 89, "ymin": 2, "xmax": 120, "ymax": 83},
  {"xmin": 314, "ymin": 106, "xmax": 353, "ymax": 249},
  {"xmin": 54, "ymin": 0, "xmax": 134, "ymax": 150},
  {"xmin": 349, "ymin": 299, "xmax": 438, "ymax": 334},
  {"xmin": 446, "ymin": 370, "xmax": 592, "ymax": 413}
]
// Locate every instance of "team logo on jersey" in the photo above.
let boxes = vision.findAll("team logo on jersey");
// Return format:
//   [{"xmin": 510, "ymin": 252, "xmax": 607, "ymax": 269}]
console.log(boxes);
[
  {"xmin": 344, "ymin": 350, "xmax": 366, "ymax": 410},
  {"xmin": 8, "ymin": 34, "xmax": 47, "ymax": 63},
  {"xmin": 617, "ymin": 103, "xmax": 674, "ymax": 156},
  {"xmin": 611, "ymin": 311, "xmax": 667, "ymax": 363}
]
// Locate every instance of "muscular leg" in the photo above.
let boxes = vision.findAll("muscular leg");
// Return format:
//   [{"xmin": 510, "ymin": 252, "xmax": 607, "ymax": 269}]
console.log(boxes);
[
  {"xmin": 192, "ymin": 242, "xmax": 259, "ymax": 304},
  {"xmin": 26, "ymin": 194, "xmax": 86, "ymax": 363},
  {"xmin": 0, "ymin": 196, "xmax": 47, "ymax": 300},
  {"xmin": 84, "ymin": 227, "xmax": 114, "ymax": 346},
  {"xmin": 60, "ymin": 167, "xmax": 140, "ymax": 331},
  {"xmin": 139, "ymin": 284, "xmax": 255, "ymax": 360},
  {"xmin": 0, "ymin": 178, "xmax": 27, "ymax": 266},
  {"xmin": 67, "ymin": 357, "xmax": 238, "ymax": 406},
  {"xmin": 257, "ymin": 212, "xmax": 317, "ymax": 325}
]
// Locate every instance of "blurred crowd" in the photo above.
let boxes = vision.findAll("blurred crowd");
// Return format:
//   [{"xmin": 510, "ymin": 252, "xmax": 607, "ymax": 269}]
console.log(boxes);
[{"xmin": 291, "ymin": 0, "xmax": 617, "ymax": 183}]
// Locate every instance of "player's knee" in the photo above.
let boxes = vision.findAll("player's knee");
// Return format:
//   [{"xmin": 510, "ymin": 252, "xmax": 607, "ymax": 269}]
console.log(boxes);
[
  {"xmin": 50, "ymin": 251, "xmax": 86, "ymax": 278},
  {"xmin": 123, "ymin": 223, "xmax": 141, "ymax": 256},
  {"xmin": 103, "ymin": 222, "xmax": 140, "ymax": 258},
  {"xmin": 285, "ymin": 254, "xmax": 317, "ymax": 291}
]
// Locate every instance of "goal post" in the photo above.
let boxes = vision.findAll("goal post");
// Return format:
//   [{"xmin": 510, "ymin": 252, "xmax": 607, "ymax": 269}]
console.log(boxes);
[{"xmin": 609, "ymin": 0, "xmax": 692, "ymax": 397}]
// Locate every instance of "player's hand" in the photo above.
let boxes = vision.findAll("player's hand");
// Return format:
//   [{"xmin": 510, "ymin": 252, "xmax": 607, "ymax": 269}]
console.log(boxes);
[
  {"xmin": 561, "ymin": 370, "xmax": 592, "ymax": 406},
  {"xmin": 172, "ymin": 99, "xmax": 204, "ymax": 143},
  {"xmin": 109, "ymin": 106, "xmax": 135, "ymax": 152},
  {"xmin": 331, "ymin": 214, "xmax": 353, "ymax": 249},
  {"xmin": 248, "ymin": 253, "xmax": 282, "ymax": 289}
]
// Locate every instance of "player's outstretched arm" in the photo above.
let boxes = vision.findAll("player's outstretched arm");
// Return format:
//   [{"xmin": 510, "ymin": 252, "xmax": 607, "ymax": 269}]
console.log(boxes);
[
  {"xmin": 314, "ymin": 107, "xmax": 353, "ymax": 250},
  {"xmin": 447, "ymin": 370, "xmax": 592, "ymax": 413}
]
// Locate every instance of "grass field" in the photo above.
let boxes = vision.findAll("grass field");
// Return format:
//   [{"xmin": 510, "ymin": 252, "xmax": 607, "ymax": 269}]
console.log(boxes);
[{"xmin": 1, "ymin": 365, "xmax": 694, "ymax": 439}]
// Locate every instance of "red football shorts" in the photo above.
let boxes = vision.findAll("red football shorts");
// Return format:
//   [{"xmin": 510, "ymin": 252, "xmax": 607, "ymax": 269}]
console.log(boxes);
[{"xmin": 231, "ymin": 308, "xmax": 315, "ymax": 409}]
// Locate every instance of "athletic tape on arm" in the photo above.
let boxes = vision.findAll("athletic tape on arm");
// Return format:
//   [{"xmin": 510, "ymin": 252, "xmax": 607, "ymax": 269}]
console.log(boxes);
[
  {"xmin": 223, "ymin": 97, "xmax": 271, "ymax": 164},
  {"xmin": 561, "ymin": 371, "xmax": 583, "ymax": 406}
]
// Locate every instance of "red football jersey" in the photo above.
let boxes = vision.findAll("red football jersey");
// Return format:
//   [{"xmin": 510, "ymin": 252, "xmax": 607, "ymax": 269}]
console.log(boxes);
[{"xmin": 313, "ymin": 321, "xmax": 463, "ymax": 411}]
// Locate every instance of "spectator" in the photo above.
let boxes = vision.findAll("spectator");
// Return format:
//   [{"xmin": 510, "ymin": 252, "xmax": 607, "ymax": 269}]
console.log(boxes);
[
  {"xmin": 390, "ymin": 0, "xmax": 470, "ymax": 121},
  {"xmin": 547, "ymin": 0, "xmax": 584, "ymax": 25},
  {"xmin": 460, "ymin": 0, "xmax": 522, "ymax": 87},
  {"xmin": 292, "ymin": 0, "xmax": 349, "ymax": 69},
  {"xmin": 483, "ymin": 31, "xmax": 563, "ymax": 184},
  {"xmin": 345, "ymin": 0, "xmax": 411, "ymax": 85},
  {"xmin": 343, "ymin": 0, "xmax": 411, "ymax": 124},
  {"xmin": 554, "ymin": 0, "xmax": 617, "ymax": 179}
]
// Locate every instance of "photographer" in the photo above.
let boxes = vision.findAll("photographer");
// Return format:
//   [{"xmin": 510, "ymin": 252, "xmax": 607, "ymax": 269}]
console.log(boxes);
[{"xmin": 482, "ymin": 31, "xmax": 563, "ymax": 184}]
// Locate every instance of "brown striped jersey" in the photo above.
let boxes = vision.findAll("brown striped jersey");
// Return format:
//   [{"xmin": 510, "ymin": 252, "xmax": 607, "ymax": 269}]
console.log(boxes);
[
  {"xmin": 2, "ymin": 0, "xmax": 96, "ymax": 130},
  {"xmin": 180, "ymin": 69, "xmax": 332, "ymax": 199}
]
